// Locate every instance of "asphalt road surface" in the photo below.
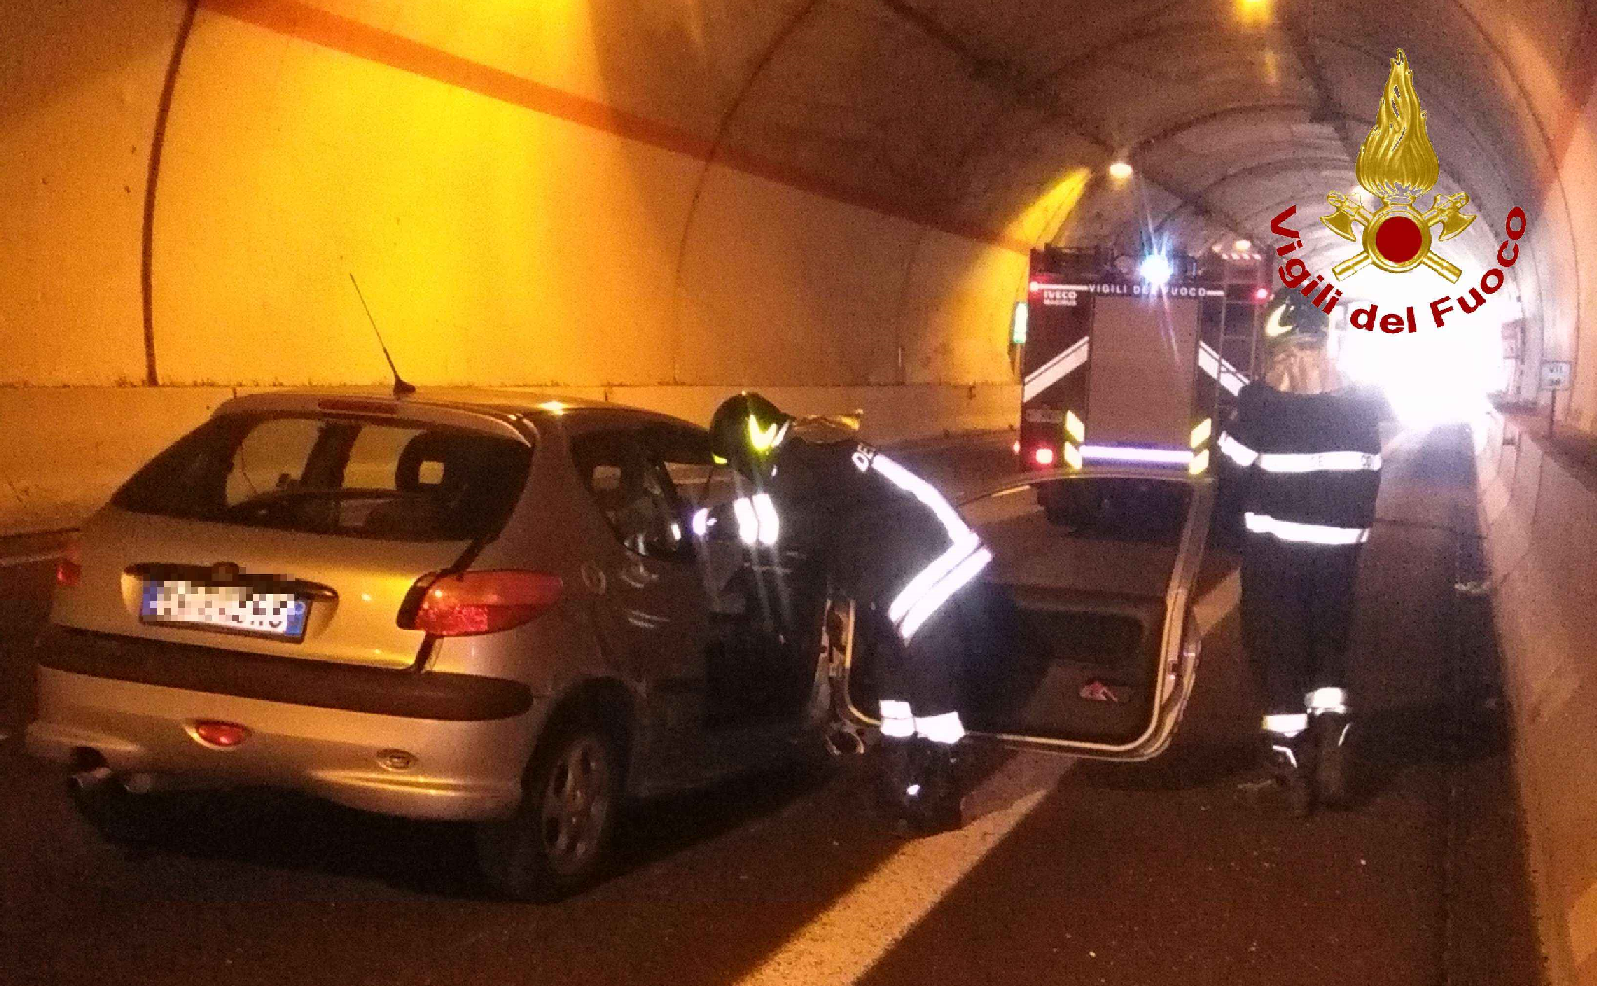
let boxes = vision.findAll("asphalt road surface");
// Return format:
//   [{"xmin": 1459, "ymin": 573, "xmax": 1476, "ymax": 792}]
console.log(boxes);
[{"xmin": 0, "ymin": 428, "xmax": 1543, "ymax": 986}]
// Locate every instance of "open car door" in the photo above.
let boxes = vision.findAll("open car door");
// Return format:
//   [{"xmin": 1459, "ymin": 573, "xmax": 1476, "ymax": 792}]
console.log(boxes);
[{"xmin": 824, "ymin": 467, "xmax": 1214, "ymax": 761}]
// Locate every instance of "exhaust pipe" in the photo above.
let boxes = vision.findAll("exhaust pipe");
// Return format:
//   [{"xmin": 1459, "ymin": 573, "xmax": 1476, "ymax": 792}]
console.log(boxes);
[
  {"xmin": 822, "ymin": 721, "xmax": 867, "ymax": 757},
  {"xmin": 69, "ymin": 764, "xmax": 116, "ymax": 795}
]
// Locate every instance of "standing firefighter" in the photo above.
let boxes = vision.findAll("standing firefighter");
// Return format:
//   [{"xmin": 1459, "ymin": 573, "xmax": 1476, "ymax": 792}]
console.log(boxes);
[
  {"xmin": 705, "ymin": 393, "xmax": 991, "ymax": 833},
  {"xmin": 1218, "ymin": 309, "xmax": 1384, "ymax": 814}
]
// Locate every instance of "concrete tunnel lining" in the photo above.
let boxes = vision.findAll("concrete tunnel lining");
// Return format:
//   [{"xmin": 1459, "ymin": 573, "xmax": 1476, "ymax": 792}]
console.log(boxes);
[{"xmin": 2, "ymin": 0, "xmax": 1596, "ymax": 502}]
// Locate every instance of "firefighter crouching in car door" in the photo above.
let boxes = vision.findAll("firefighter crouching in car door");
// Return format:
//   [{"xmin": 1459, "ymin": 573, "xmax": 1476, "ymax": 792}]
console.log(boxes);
[
  {"xmin": 703, "ymin": 393, "xmax": 992, "ymax": 833},
  {"xmin": 1217, "ymin": 313, "xmax": 1384, "ymax": 815}
]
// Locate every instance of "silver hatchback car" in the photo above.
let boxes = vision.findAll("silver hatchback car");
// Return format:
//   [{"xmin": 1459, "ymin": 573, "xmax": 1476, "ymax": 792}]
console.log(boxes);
[{"xmin": 28, "ymin": 390, "xmax": 833, "ymax": 899}]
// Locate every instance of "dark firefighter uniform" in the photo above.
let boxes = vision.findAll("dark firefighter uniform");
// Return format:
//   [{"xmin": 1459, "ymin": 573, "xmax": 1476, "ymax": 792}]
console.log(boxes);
[
  {"xmin": 1217, "ymin": 338, "xmax": 1384, "ymax": 811},
  {"xmin": 703, "ymin": 394, "xmax": 990, "ymax": 830}
]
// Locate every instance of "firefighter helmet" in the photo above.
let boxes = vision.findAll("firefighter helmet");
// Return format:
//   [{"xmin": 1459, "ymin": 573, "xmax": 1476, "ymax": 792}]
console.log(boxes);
[
  {"xmin": 709, "ymin": 392, "xmax": 792, "ymax": 475},
  {"xmin": 1262, "ymin": 288, "xmax": 1330, "ymax": 344}
]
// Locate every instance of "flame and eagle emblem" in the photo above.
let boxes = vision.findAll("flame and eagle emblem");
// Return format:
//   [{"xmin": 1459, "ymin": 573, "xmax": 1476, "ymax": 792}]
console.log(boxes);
[{"xmin": 1322, "ymin": 49, "xmax": 1475, "ymax": 282}]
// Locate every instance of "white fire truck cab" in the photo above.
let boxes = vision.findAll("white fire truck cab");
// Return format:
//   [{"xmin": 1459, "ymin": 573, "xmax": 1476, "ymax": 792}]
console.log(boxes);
[{"xmin": 1017, "ymin": 247, "xmax": 1268, "ymax": 517}]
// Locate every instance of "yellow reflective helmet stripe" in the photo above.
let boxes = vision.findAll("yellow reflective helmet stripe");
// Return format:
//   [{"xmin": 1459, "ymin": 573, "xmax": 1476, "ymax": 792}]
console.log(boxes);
[{"xmin": 747, "ymin": 415, "xmax": 787, "ymax": 455}]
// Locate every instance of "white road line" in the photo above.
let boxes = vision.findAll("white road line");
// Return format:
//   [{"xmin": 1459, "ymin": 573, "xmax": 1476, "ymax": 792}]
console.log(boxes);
[
  {"xmin": 733, "ymin": 753, "xmax": 1074, "ymax": 986},
  {"xmin": 735, "ymin": 564, "xmax": 1243, "ymax": 986}
]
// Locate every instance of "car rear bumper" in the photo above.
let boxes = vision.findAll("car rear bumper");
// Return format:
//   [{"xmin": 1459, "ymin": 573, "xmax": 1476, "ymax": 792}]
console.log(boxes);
[{"xmin": 27, "ymin": 628, "xmax": 546, "ymax": 821}]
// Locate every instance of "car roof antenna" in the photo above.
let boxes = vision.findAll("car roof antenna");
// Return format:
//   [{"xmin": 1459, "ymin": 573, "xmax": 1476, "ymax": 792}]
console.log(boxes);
[{"xmin": 349, "ymin": 273, "xmax": 416, "ymax": 397}]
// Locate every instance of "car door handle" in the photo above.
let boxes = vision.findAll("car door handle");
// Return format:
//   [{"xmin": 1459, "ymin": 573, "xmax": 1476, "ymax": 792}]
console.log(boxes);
[{"xmin": 621, "ymin": 607, "xmax": 670, "ymax": 630}]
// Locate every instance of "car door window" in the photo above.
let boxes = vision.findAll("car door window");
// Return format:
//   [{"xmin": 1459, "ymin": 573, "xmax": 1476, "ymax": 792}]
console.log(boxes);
[
  {"xmin": 643, "ymin": 425, "xmax": 735, "ymax": 514},
  {"xmin": 571, "ymin": 429, "xmax": 686, "ymax": 560}
]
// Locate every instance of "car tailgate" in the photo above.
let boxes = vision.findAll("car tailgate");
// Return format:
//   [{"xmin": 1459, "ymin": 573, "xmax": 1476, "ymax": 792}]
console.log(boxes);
[{"xmin": 51, "ymin": 508, "xmax": 470, "ymax": 670}]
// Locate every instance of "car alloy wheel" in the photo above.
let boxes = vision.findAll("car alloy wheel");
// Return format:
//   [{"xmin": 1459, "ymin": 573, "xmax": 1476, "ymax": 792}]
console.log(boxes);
[
  {"xmin": 477, "ymin": 713, "xmax": 623, "ymax": 902},
  {"xmin": 539, "ymin": 734, "xmax": 612, "ymax": 878}
]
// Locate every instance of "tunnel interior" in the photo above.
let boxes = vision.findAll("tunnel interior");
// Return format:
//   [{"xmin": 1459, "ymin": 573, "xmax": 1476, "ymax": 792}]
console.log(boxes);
[{"xmin": 2, "ymin": 0, "xmax": 1595, "ymax": 519}]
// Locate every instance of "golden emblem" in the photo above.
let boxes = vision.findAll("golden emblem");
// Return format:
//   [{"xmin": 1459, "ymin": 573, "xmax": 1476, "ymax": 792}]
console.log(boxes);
[{"xmin": 1321, "ymin": 50, "xmax": 1475, "ymax": 282}]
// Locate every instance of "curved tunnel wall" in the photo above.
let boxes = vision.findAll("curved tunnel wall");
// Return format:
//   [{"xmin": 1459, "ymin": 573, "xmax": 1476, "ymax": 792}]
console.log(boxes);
[
  {"xmin": 5, "ymin": 0, "xmax": 1597, "ymax": 535},
  {"xmin": 0, "ymin": 0, "xmax": 1064, "ymax": 532}
]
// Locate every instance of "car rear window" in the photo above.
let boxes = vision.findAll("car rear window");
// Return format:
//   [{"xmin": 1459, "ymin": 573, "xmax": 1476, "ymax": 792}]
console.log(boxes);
[{"xmin": 112, "ymin": 413, "xmax": 532, "ymax": 541}]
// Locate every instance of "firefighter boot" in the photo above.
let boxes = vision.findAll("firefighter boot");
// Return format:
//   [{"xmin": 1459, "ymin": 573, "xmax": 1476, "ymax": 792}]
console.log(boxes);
[
  {"xmin": 1312, "ymin": 711, "xmax": 1353, "ymax": 808},
  {"xmin": 1263, "ymin": 732, "xmax": 1315, "ymax": 817},
  {"xmin": 906, "ymin": 739, "xmax": 964, "ymax": 835},
  {"xmin": 1244, "ymin": 714, "xmax": 1314, "ymax": 817},
  {"xmin": 874, "ymin": 736, "xmax": 918, "ymax": 823}
]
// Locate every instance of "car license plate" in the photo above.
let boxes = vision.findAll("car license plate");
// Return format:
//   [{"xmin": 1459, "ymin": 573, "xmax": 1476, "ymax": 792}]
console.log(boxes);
[{"xmin": 139, "ymin": 581, "xmax": 309, "ymax": 641}]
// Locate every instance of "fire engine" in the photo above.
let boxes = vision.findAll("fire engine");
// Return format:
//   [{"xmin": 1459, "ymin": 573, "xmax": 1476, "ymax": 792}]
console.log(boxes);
[{"xmin": 1016, "ymin": 246, "xmax": 1269, "ymax": 488}]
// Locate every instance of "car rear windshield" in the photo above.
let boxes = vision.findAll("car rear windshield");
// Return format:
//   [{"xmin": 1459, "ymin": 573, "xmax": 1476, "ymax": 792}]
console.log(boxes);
[{"xmin": 111, "ymin": 413, "xmax": 533, "ymax": 542}]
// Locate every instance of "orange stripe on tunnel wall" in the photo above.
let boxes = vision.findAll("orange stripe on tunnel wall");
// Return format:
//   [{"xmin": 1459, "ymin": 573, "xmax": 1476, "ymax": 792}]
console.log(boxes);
[{"xmin": 198, "ymin": 0, "xmax": 1033, "ymax": 257}]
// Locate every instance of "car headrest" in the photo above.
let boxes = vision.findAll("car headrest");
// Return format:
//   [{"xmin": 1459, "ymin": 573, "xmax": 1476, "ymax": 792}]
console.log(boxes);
[{"xmin": 395, "ymin": 433, "xmax": 467, "ymax": 493}]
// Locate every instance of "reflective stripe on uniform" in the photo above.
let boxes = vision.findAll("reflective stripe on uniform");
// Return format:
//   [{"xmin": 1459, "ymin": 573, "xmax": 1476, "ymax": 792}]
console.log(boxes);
[
  {"xmin": 1306, "ymin": 687, "xmax": 1348, "ymax": 713},
  {"xmin": 729, "ymin": 494, "xmax": 780, "ymax": 546},
  {"xmin": 1219, "ymin": 434, "xmax": 1380, "ymax": 475},
  {"xmin": 1258, "ymin": 450, "xmax": 1382, "ymax": 473},
  {"xmin": 1263, "ymin": 712, "xmax": 1308, "ymax": 737},
  {"xmin": 1244, "ymin": 512, "xmax": 1370, "ymax": 545},
  {"xmin": 872, "ymin": 454, "xmax": 986, "ymax": 636},
  {"xmin": 879, "ymin": 700, "xmax": 915, "ymax": 738},
  {"xmin": 750, "ymin": 493, "xmax": 780, "ymax": 546},
  {"xmin": 731, "ymin": 498, "xmax": 758, "ymax": 545},
  {"xmin": 900, "ymin": 547, "xmax": 993, "ymax": 641},
  {"xmin": 1218, "ymin": 432, "xmax": 1258, "ymax": 467},
  {"xmin": 914, "ymin": 712, "xmax": 966, "ymax": 745}
]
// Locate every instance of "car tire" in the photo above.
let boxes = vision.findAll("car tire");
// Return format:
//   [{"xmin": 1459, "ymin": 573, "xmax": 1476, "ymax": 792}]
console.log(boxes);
[{"xmin": 476, "ymin": 710, "xmax": 624, "ymax": 902}]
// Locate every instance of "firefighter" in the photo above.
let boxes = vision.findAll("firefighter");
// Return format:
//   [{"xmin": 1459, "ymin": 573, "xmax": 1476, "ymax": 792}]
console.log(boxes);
[
  {"xmin": 1217, "ymin": 303, "xmax": 1384, "ymax": 814},
  {"xmin": 704, "ymin": 392, "xmax": 992, "ymax": 833}
]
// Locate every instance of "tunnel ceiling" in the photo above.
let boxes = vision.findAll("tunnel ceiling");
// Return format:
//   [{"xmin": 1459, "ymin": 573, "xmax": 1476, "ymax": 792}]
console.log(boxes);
[
  {"xmin": 7, "ymin": 0, "xmax": 1592, "ymax": 400},
  {"xmin": 688, "ymin": 0, "xmax": 1588, "ymax": 277}
]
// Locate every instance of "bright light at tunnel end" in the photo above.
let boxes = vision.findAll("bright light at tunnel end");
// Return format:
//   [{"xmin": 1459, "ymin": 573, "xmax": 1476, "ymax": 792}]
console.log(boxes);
[{"xmin": 1267, "ymin": 191, "xmax": 1533, "ymax": 434}]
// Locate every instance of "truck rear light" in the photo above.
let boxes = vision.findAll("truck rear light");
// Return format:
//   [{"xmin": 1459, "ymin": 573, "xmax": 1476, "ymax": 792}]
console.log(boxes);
[
  {"xmin": 55, "ymin": 540, "xmax": 81, "ymax": 588},
  {"xmin": 1033, "ymin": 447, "xmax": 1056, "ymax": 467},
  {"xmin": 399, "ymin": 570, "xmax": 564, "ymax": 637}
]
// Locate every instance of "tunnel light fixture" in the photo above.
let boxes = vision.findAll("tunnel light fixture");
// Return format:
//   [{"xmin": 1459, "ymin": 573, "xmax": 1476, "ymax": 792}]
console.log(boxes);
[
  {"xmin": 1236, "ymin": 0, "xmax": 1272, "ymax": 23},
  {"xmin": 1108, "ymin": 160, "xmax": 1133, "ymax": 180},
  {"xmin": 1011, "ymin": 301, "xmax": 1029, "ymax": 345},
  {"xmin": 1139, "ymin": 253, "xmax": 1174, "ymax": 286}
]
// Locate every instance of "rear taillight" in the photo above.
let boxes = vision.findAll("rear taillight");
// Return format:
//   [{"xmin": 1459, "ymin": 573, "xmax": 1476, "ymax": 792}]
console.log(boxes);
[
  {"xmin": 55, "ymin": 540, "xmax": 81, "ymax": 589},
  {"xmin": 1033, "ymin": 446, "xmax": 1056, "ymax": 467},
  {"xmin": 191, "ymin": 720, "xmax": 251, "ymax": 748},
  {"xmin": 399, "ymin": 570, "xmax": 564, "ymax": 637}
]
